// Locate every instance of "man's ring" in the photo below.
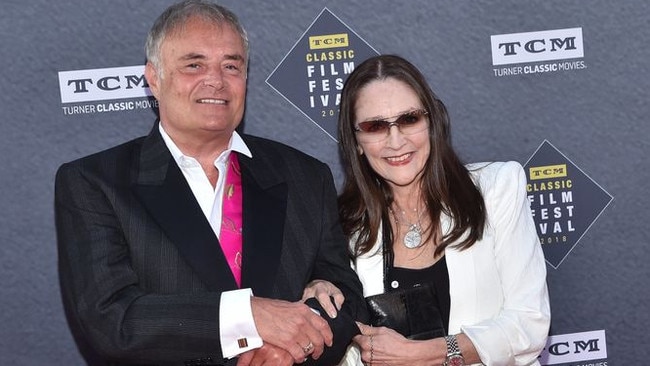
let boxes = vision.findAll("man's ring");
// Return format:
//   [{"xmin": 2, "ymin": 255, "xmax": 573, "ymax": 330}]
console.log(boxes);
[{"xmin": 302, "ymin": 341, "xmax": 314, "ymax": 355}]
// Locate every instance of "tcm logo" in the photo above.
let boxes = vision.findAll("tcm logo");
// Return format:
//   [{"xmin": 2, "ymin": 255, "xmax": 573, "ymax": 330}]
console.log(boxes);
[
  {"xmin": 58, "ymin": 65, "xmax": 151, "ymax": 103},
  {"xmin": 309, "ymin": 33, "xmax": 349, "ymax": 50},
  {"xmin": 530, "ymin": 164, "xmax": 568, "ymax": 180},
  {"xmin": 491, "ymin": 27, "xmax": 584, "ymax": 65},
  {"xmin": 539, "ymin": 330, "xmax": 607, "ymax": 365}
]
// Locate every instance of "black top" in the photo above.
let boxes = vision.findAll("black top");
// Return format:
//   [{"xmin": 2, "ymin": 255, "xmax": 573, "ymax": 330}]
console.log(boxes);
[{"xmin": 386, "ymin": 256, "xmax": 451, "ymax": 333}]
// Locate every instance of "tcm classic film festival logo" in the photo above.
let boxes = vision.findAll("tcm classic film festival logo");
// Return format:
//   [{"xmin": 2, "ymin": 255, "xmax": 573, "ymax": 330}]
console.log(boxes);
[
  {"xmin": 539, "ymin": 330, "xmax": 608, "ymax": 366},
  {"xmin": 58, "ymin": 65, "xmax": 157, "ymax": 115},
  {"xmin": 491, "ymin": 27, "xmax": 587, "ymax": 77},
  {"xmin": 266, "ymin": 8, "xmax": 379, "ymax": 141},
  {"xmin": 525, "ymin": 140, "xmax": 612, "ymax": 269}
]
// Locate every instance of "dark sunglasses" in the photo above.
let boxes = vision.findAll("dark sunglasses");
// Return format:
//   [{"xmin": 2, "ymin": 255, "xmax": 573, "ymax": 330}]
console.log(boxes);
[{"xmin": 354, "ymin": 109, "xmax": 429, "ymax": 134}]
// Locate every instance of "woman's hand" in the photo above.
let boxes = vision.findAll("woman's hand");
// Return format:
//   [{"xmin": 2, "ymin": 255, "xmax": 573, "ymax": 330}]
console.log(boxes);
[
  {"xmin": 301, "ymin": 279, "xmax": 345, "ymax": 318},
  {"xmin": 236, "ymin": 343, "xmax": 294, "ymax": 366},
  {"xmin": 354, "ymin": 323, "xmax": 447, "ymax": 366}
]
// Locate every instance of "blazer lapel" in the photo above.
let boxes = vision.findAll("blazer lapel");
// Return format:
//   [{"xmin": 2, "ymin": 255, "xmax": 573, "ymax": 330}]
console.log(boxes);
[
  {"xmin": 132, "ymin": 125, "xmax": 237, "ymax": 291},
  {"xmin": 238, "ymin": 152, "xmax": 287, "ymax": 298}
]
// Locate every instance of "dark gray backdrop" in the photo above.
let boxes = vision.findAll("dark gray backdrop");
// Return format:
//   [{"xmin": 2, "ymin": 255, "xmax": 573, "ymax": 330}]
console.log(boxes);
[{"xmin": 2, "ymin": 0, "xmax": 648, "ymax": 364}]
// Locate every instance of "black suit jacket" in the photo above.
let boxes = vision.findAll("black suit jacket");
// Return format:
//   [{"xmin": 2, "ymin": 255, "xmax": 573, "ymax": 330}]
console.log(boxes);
[{"xmin": 55, "ymin": 125, "xmax": 367, "ymax": 366}]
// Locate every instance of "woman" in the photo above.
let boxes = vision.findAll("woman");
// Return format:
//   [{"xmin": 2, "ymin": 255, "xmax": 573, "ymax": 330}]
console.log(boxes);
[{"xmin": 305, "ymin": 55, "xmax": 550, "ymax": 366}]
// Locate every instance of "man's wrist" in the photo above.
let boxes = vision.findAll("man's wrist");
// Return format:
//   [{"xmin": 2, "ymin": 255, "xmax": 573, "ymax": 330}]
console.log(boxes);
[{"xmin": 219, "ymin": 288, "xmax": 262, "ymax": 358}]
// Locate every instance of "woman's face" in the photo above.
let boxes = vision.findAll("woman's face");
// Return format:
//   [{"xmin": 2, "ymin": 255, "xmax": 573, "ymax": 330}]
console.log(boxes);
[{"xmin": 354, "ymin": 78, "xmax": 430, "ymax": 190}]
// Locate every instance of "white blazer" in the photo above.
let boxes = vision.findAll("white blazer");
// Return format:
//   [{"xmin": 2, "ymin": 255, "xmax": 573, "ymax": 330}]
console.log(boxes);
[{"xmin": 342, "ymin": 161, "xmax": 551, "ymax": 366}]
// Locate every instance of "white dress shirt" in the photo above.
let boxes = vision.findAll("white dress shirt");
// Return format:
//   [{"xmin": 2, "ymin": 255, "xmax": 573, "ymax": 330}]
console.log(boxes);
[{"xmin": 159, "ymin": 125, "xmax": 262, "ymax": 358}]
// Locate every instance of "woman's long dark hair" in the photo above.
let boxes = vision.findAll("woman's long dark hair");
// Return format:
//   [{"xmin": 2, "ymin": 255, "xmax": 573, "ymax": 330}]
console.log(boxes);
[{"xmin": 337, "ymin": 55, "xmax": 486, "ymax": 257}]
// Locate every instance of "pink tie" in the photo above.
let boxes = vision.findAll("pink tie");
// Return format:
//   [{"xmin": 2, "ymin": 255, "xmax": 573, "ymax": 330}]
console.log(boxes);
[{"xmin": 219, "ymin": 153, "xmax": 243, "ymax": 287}]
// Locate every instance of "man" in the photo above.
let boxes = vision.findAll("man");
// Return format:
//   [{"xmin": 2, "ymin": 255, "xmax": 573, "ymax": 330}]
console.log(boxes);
[{"xmin": 54, "ymin": 1, "xmax": 366, "ymax": 365}]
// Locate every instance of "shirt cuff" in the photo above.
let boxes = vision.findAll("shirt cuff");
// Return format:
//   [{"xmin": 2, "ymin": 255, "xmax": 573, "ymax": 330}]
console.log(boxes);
[{"xmin": 219, "ymin": 288, "xmax": 263, "ymax": 358}]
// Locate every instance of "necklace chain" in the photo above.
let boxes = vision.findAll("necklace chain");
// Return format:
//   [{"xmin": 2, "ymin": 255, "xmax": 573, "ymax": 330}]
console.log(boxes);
[{"xmin": 390, "ymin": 203, "xmax": 425, "ymax": 249}]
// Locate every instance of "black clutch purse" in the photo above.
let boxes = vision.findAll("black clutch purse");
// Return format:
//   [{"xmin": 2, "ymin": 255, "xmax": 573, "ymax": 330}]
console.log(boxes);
[
  {"xmin": 363, "ymin": 218, "xmax": 446, "ymax": 340},
  {"xmin": 365, "ymin": 283, "xmax": 446, "ymax": 340}
]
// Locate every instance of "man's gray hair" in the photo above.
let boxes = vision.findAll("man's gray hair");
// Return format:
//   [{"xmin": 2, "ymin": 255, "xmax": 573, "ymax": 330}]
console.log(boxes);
[{"xmin": 145, "ymin": 0, "xmax": 249, "ymax": 71}]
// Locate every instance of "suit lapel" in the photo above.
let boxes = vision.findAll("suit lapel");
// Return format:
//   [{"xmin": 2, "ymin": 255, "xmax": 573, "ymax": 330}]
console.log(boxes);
[
  {"xmin": 132, "ymin": 125, "xmax": 237, "ymax": 291},
  {"xmin": 238, "ymin": 151, "xmax": 287, "ymax": 298}
]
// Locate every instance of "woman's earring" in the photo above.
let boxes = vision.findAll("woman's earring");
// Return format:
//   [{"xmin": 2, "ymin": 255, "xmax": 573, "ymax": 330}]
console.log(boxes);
[{"xmin": 357, "ymin": 146, "xmax": 364, "ymax": 155}]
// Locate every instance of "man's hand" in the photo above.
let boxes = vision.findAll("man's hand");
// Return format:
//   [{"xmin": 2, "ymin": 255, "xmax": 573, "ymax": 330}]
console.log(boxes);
[
  {"xmin": 301, "ymin": 279, "xmax": 345, "ymax": 319},
  {"xmin": 251, "ymin": 297, "xmax": 333, "ymax": 363},
  {"xmin": 236, "ymin": 343, "xmax": 294, "ymax": 366}
]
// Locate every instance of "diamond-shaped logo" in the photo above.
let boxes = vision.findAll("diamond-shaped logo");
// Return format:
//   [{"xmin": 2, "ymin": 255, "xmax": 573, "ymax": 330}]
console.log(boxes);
[
  {"xmin": 524, "ymin": 140, "xmax": 613, "ymax": 268},
  {"xmin": 266, "ymin": 8, "xmax": 379, "ymax": 141}
]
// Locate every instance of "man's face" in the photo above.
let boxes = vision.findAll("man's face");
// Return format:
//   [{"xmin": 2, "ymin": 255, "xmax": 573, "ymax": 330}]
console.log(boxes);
[{"xmin": 145, "ymin": 17, "xmax": 247, "ymax": 144}]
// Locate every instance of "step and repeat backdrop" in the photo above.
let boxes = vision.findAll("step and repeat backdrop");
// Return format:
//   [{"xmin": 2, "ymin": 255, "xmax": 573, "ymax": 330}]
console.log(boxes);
[{"xmin": 2, "ymin": 0, "xmax": 648, "ymax": 364}]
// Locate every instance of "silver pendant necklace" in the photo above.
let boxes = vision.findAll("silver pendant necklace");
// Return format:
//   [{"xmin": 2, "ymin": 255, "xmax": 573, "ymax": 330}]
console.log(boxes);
[
  {"xmin": 403, "ymin": 223, "xmax": 422, "ymax": 249},
  {"xmin": 390, "ymin": 204, "xmax": 425, "ymax": 249}
]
